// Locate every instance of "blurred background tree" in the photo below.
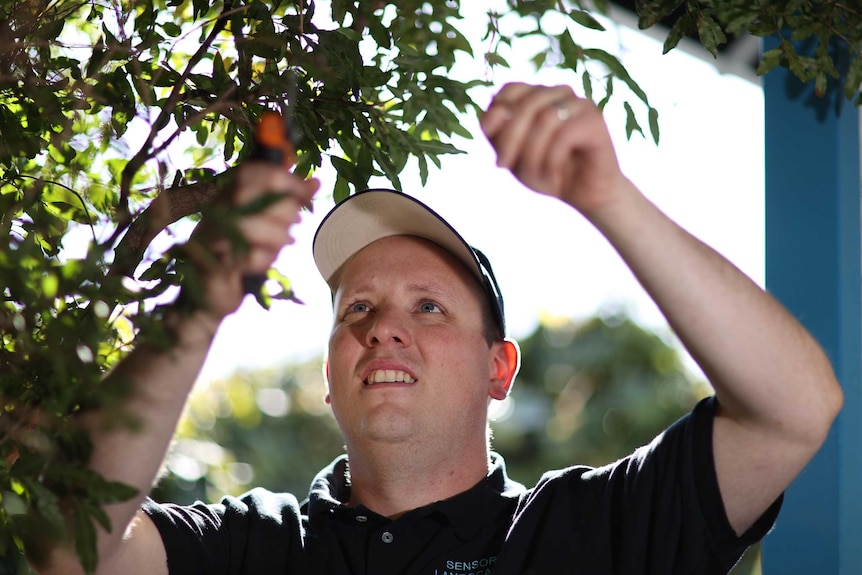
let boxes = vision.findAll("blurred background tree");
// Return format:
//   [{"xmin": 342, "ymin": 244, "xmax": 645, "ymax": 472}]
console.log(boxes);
[
  {"xmin": 152, "ymin": 312, "xmax": 706, "ymax": 503},
  {"xmin": 2, "ymin": 0, "xmax": 853, "ymax": 571}
]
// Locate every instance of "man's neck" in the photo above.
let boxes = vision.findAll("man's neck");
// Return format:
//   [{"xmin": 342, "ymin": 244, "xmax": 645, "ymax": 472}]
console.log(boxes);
[{"xmin": 344, "ymin": 441, "xmax": 490, "ymax": 519}]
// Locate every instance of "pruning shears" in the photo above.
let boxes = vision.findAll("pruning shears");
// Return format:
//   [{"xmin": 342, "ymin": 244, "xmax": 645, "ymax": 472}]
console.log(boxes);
[{"xmin": 241, "ymin": 76, "xmax": 302, "ymax": 302}]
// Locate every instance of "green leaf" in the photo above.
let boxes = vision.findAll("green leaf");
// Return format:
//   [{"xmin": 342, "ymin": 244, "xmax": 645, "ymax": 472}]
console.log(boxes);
[
  {"xmin": 790, "ymin": 22, "xmax": 820, "ymax": 43},
  {"xmin": 845, "ymin": 55, "xmax": 862, "ymax": 100},
  {"xmin": 648, "ymin": 106, "xmax": 660, "ymax": 145},
  {"xmin": 411, "ymin": 140, "xmax": 465, "ymax": 155},
  {"xmin": 757, "ymin": 47, "xmax": 783, "ymax": 76},
  {"xmin": 695, "ymin": 14, "xmax": 727, "ymax": 59},
  {"xmin": 266, "ymin": 268, "xmax": 304, "ymax": 305},
  {"xmin": 417, "ymin": 154, "xmax": 429, "ymax": 185},
  {"xmin": 558, "ymin": 30, "xmax": 583, "ymax": 71},
  {"xmin": 22, "ymin": 479, "xmax": 64, "ymax": 531},
  {"xmin": 663, "ymin": 13, "xmax": 694, "ymax": 55},
  {"xmin": 334, "ymin": 27, "xmax": 362, "ymax": 42},
  {"xmin": 1, "ymin": 491, "xmax": 27, "ymax": 516},
  {"xmin": 87, "ymin": 502, "xmax": 112, "ymax": 532},
  {"xmin": 162, "ymin": 22, "xmax": 182, "ymax": 37},
  {"xmin": 597, "ymin": 76, "xmax": 614, "ymax": 111},
  {"xmin": 568, "ymin": 9, "xmax": 605, "ymax": 31},
  {"xmin": 333, "ymin": 175, "xmax": 350, "ymax": 203},
  {"xmin": 331, "ymin": 0, "xmax": 350, "ymax": 25},
  {"xmin": 330, "ymin": 156, "xmax": 361, "ymax": 188},
  {"xmin": 582, "ymin": 70, "xmax": 593, "ymax": 100},
  {"xmin": 95, "ymin": 480, "xmax": 139, "ymax": 506},
  {"xmin": 225, "ymin": 121, "xmax": 237, "ymax": 161},
  {"xmin": 485, "ymin": 52, "xmax": 510, "ymax": 68},
  {"xmin": 195, "ymin": 124, "xmax": 209, "ymax": 146},
  {"xmin": 38, "ymin": 16, "xmax": 66, "ymax": 40},
  {"xmin": 623, "ymin": 101, "xmax": 644, "ymax": 140},
  {"xmin": 786, "ymin": 49, "xmax": 813, "ymax": 82},
  {"xmin": 361, "ymin": 66, "xmax": 391, "ymax": 88},
  {"xmin": 73, "ymin": 503, "xmax": 98, "ymax": 574},
  {"xmin": 369, "ymin": 19, "xmax": 391, "ymax": 49},
  {"xmin": 583, "ymin": 49, "xmax": 649, "ymax": 105},
  {"xmin": 815, "ymin": 72, "xmax": 828, "ymax": 97},
  {"xmin": 531, "ymin": 50, "xmax": 548, "ymax": 70},
  {"xmin": 86, "ymin": 42, "xmax": 108, "ymax": 77}
]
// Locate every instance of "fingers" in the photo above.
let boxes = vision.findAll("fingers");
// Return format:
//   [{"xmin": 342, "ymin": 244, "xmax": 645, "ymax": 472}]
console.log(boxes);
[
  {"xmin": 482, "ymin": 84, "xmax": 576, "ymax": 169},
  {"xmin": 236, "ymin": 209, "xmax": 299, "ymax": 274},
  {"xmin": 525, "ymin": 96, "xmax": 589, "ymax": 173},
  {"xmin": 187, "ymin": 165, "xmax": 320, "ymax": 313},
  {"xmin": 480, "ymin": 82, "xmax": 620, "ymax": 206},
  {"xmin": 233, "ymin": 163, "xmax": 319, "ymax": 210},
  {"xmin": 230, "ymin": 165, "xmax": 320, "ymax": 274}
]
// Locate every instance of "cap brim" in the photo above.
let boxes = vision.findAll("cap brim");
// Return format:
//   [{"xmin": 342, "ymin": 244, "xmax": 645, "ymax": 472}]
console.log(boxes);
[{"xmin": 312, "ymin": 189, "xmax": 483, "ymax": 288}]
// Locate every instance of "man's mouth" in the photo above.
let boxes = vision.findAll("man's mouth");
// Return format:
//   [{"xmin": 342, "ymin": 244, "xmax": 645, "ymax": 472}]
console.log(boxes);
[{"xmin": 364, "ymin": 369, "xmax": 416, "ymax": 385}]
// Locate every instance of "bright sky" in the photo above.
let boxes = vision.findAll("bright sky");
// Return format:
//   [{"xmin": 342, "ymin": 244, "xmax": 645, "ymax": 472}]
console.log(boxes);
[{"xmin": 195, "ymin": 11, "xmax": 765, "ymax": 383}]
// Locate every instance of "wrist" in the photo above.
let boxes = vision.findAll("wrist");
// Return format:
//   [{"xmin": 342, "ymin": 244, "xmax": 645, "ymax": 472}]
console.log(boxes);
[
  {"xmin": 574, "ymin": 175, "xmax": 641, "ymax": 227},
  {"xmin": 163, "ymin": 299, "xmax": 223, "ymax": 349}
]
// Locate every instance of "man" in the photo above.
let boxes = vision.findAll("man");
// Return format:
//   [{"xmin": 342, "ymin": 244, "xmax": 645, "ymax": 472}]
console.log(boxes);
[{"xmin": 30, "ymin": 83, "xmax": 842, "ymax": 574}]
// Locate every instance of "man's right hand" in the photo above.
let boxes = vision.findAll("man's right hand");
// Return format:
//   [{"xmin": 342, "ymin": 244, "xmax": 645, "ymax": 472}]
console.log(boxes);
[{"xmin": 183, "ymin": 164, "xmax": 320, "ymax": 324}]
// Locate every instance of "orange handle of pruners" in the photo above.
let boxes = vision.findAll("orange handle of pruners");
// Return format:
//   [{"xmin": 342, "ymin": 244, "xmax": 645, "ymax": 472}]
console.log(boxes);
[
  {"xmin": 242, "ymin": 111, "xmax": 299, "ymax": 299},
  {"xmin": 251, "ymin": 111, "xmax": 297, "ymax": 168}
]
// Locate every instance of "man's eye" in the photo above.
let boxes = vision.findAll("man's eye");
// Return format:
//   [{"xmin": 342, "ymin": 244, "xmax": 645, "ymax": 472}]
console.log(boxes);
[
  {"xmin": 348, "ymin": 302, "xmax": 370, "ymax": 313},
  {"xmin": 418, "ymin": 301, "xmax": 441, "ymax": 313}
]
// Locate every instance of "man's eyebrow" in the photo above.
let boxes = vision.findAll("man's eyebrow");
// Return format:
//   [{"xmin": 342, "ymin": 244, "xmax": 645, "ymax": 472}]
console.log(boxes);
[
  {"xmin": 404, "ymin": 282, "xmax": 452, "ymax": 298},
  {"xmin": 335, "ymin": 280, "xmax": 459, "ymax": 302}
]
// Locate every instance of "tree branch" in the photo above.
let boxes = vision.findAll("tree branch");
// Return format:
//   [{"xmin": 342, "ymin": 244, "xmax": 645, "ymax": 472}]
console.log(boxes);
[
  {"xmin": 108, "ymin": 168, "xmax": 235, "ymax": 279},
  {"xmin": 112, "ymin": 0, "xmax": 238, "ymax": 240}
]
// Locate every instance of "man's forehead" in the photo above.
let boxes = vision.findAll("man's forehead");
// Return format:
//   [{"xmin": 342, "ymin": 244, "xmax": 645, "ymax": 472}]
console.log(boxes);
[{"xmin": 336, "ymin": 235, "xmax": 472, "ymax": 281}]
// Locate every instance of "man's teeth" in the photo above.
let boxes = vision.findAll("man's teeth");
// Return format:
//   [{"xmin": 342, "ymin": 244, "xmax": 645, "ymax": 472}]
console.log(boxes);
[{"xmin": 366, "ymin": 370, "xmax": 415, "ymax": 384}]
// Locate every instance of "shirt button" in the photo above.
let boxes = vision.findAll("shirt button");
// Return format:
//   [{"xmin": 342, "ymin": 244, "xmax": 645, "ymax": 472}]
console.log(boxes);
[
  {"xmin": 381, "ymin": 531, "xmax": 394, "ymax": 543},
  {"xmin": 355, "ymin": 515, "xmax": 367, "ymax": 523}
]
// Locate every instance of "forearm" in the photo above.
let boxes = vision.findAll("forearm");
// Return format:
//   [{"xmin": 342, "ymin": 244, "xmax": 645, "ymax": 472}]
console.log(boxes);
[
  {"xmin": 34, "ymin": 307, "xmax": 220, "ymax": 574},
  {"xmin": 94, "ymin": 309, "xmax": 218, "ymax": 541},
  {"xmin": 585, "ymin": 180, "xmax": 841, "ymax": 438}
]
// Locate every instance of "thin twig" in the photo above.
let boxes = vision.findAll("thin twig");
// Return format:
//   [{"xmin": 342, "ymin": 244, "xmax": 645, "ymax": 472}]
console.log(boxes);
[
  {"xmin": 15, "ymin": 174, "xmax": 98, "ymax": 242},
  {"xmin": 111, "ymin": 0, "xmax": 239, "ymax": 243},
  {"xmin": 147, "ymin": 86, "xmax": 237, "ymax": 160}
]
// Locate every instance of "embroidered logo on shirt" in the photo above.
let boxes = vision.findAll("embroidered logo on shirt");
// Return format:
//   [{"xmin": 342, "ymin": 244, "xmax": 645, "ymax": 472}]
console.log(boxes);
[{"xmin": 434, "ymin": 556, "xmax": 497, "ymax": 575}]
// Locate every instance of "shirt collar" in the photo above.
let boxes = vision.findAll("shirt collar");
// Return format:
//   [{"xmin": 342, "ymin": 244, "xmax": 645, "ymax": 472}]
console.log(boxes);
[
  {"xmin": 304, "ymin": 452, "xmax": 525, "ymax": 537},
  {"xmin": 429, "ymin": 452, "xmax": 525, "ymax": 539},
  {"xmin": 305, "ymin": 454, "xmax": 351, "ymax": 518}
]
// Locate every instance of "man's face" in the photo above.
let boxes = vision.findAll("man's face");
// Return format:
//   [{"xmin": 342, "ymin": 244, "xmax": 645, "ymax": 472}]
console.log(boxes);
[{"xmin": 326, "ymin": 235, "xmax": 510, "ymax": 455}]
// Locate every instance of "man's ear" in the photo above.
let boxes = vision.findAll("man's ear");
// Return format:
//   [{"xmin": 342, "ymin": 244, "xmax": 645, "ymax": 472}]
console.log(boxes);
[
  {"xmin": 323, "ymin": 357, "xmax": 331, "ymax": 405},
  {"xmin": 488, "ymin": 338, "xmax": 520, "ymax": 400}
]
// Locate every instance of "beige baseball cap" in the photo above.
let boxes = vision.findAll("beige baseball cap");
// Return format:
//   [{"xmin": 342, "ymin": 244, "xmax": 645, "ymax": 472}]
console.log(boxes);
[{"xmin": 312, "ymin": 188, "xmax": 506, "ymax": 335}]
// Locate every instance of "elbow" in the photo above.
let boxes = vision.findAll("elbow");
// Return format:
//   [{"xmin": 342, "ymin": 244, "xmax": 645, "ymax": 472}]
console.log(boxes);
[
  {"xmin": 806, "ymin": 372, "xmax": 844, "ymax": 448},
  {"xmin": 824, "ymin": 376, "xmax": 844, "ymax": 429}
]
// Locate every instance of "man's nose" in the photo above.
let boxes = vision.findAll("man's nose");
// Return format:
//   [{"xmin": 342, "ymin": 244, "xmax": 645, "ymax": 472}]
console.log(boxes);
[{"xmin": 364, "ymin": 309, "xmax": 412, "ymax": 347}]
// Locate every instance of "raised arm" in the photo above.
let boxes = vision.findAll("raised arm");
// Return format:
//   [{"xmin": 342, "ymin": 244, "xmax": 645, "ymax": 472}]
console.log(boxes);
[
  {"xmin": 29, "ymin": 165, "xmax": 319, "ymax": 575},
  {"xmin": 480, "ymin": 82, "xmax": 843, "ymax": 535}
]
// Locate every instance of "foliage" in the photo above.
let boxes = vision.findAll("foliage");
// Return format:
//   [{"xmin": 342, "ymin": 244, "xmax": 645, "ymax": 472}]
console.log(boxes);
[
  {"xmin": 643, "ymin": 1, "xmax": 862, "ymax": 101},
  {"xmin": 0, "ymin": 0, "xmax": 858, "ymax": 572}
]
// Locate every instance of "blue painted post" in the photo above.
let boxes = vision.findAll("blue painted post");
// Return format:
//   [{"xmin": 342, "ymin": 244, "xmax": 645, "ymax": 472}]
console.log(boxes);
[{"xmin": 761, "ymin": 37, "xmax": 862, "ymax": 574}]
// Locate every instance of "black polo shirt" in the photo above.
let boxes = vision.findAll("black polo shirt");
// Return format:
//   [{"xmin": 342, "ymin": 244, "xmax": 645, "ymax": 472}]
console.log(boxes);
[{"xmin": 144, "ymin": 397, "xmax": 781, "ymax": 574}]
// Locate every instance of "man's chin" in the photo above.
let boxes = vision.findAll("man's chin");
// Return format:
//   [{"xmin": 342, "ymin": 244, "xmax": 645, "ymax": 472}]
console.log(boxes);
[{"xmin": 357, "ymin": 412, "xmax": 421, "ymax": 445}]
